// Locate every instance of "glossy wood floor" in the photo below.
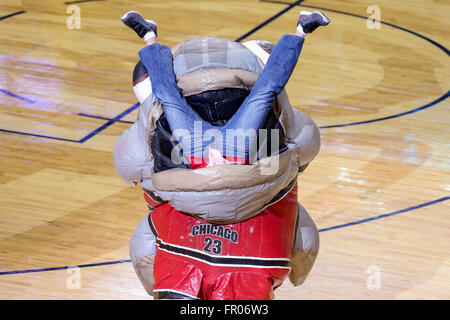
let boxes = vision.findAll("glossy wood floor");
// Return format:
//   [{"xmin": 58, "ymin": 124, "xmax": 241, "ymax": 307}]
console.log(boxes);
[{"xmin": 0, "ymin": 0, "xmax": 449, "ymax": 299}]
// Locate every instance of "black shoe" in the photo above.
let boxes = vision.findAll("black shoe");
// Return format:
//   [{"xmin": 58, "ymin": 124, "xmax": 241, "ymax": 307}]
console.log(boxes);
[
  {"xmin": 297, "ymin": 10, "xmax": 330, "ymax": 34},
  {"xmin": 121, "ymin": 11, "xmax": 157, "ymax": 38}
]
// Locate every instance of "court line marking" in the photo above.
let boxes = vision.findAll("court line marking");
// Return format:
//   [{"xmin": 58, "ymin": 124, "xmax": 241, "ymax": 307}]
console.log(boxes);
[
  {"xmin": 0, "ymin": 89, "xmax": 36, "ymax": 103},
  {"xmin": 318, "ymin": 196, "xmax": 450, "ymax": 232},
  {"xmin": 235, "ymin": 0, "xmax": 305, "ymax": 42},
  {"xmin": 0, "ymin": 103, "xmax": 139, "ymax": 142},
  {"xmin": 262, "ymin": 0, "xmax": 450, "ymax": 55},
  {"xmin": 320, "ymin": 91, "xmax": 450, "ymax": 129},
  {"xmin": 0, "ymin": 196, "xmax": 448, "ymax": 276},
  {"xmin": 64, "ymin": 0, "xmax": 107, "ymax": 4},
  {"xmin": 77, "ymin": 103, "xmax": 139, "ymax": 143},
  {"xmin": 261, "ymin": 0, "xmax": 450, "ymax": 128},
  {"xmin": 77, "ymin": 113, "xmax": 134, "ymax": 124},
  {"xmin": 0, "ymin": 10, "xmax": 26, "ymax": 21},
  {"xmin": 0, "ymin": 260, "xmax": 131, "ymax": 276}
]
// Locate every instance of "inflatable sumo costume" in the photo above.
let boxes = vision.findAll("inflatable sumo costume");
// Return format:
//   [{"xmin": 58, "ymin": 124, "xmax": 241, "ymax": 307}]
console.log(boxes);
[{"xmin": 114, "ymin": 37, "xmax": 321, "ymax": 300}]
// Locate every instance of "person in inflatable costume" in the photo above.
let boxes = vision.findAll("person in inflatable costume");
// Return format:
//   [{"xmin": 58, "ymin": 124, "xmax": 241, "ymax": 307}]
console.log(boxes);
[{"xmin": 114, "ymin": 10, "xmax": 330, "ymax": 300}]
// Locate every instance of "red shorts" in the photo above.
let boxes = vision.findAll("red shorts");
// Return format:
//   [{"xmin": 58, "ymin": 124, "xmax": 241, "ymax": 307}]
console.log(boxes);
[{"xmin": 147, "ymin": 184, "xmax": 299, "ymax": 300}]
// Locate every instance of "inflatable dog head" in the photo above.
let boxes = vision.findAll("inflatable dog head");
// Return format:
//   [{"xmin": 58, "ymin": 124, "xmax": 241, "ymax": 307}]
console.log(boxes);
[
  {"xmin": 132, "ymin": 37, "xmax": 275, "ymax": 124},
  {"xmin": 115, "ymin": 37, "xmax": 321, "ymax": 223},
  {"xmin": 132, "ymin": 37, "xmax": 286, "ymax": 172}
]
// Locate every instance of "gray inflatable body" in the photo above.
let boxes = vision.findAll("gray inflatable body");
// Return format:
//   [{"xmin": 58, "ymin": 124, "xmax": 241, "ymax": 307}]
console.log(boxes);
[{"xmin": 114, "ymin": 37, "xmax": 321, "ymax": 295}]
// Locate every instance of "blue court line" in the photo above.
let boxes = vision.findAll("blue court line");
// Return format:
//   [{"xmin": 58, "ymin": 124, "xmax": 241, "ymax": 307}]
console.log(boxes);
[
  {"xmin": 77, "ymin": 113, "xmax": 134, "ymax": 124},
  {"xmin": 0, "ymin": 89, "xmax": 36, "ymax": 103},
  {"xmin": 262, "ymin": 0, "xmax": 450, "ymax": 56},
  {"xmin": 261, "ymin": 0, "xmax": 450, "ymax": 129},
  {"xmin": 64, "ymin": 0, "xmax": 107, "ymax": 4},
  {"xmin": 318, "ymin": 196, "xmax": 450, "ymax": 232},
  {"xmin": 319, "ymin": 91, "xmax": 450, "ymax": 129},
  {"xmin": 0, "ymin": 10, "xmax": 26, "ymax": 21},
  {"xmin": 77, "ymin": 103, "xmax": 139, "ymax": 143},
  {"xmin": 0, "ymin": 196, "xmax": 448, "ymax": 276},
  {"xmin": 235, "ymin": 0, "xmax": 305, "ymax": 42},
  {"xmin": 0, "ymin": 103, "xmax": 139, "ymax": 143},
  {"xmin": 0, "ymin": 260, "xmax": 131, "ymax": 276},
  {"xmin": 0, "ymin": 129, "xmax": 80, "ymax": 142}
]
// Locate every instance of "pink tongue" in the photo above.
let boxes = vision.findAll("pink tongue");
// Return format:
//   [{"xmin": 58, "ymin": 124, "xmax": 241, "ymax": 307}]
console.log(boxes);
[{"xmin": 206, "ymin": 148, "xmax": 239, "ymax": 167}]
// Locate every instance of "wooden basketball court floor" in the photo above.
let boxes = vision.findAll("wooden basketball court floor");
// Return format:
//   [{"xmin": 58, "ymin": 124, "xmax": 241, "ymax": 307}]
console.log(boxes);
[{"xmin": 0, "ymin": 0, "xmax": 448, "ymax": 300}]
